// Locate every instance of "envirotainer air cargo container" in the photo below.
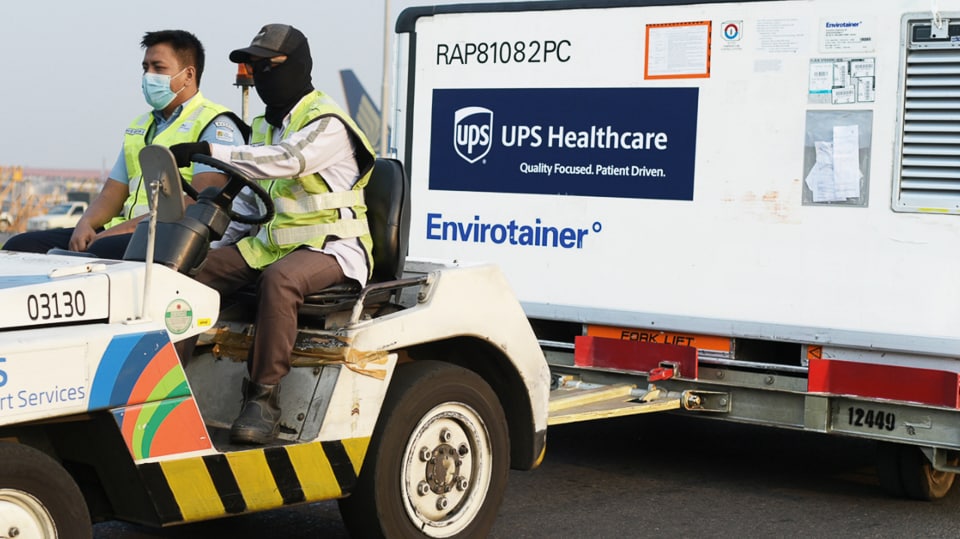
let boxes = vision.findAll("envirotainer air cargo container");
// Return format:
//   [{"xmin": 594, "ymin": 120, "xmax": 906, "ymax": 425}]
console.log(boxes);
[{"xmin": 394, "ymin": 0, "xmax": 960, "ymax": 498}]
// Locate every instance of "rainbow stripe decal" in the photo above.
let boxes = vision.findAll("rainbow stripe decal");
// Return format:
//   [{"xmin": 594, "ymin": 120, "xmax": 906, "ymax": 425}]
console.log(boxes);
[{"xmin": 91, "ymin": 330, "xmax": 212, "ymax": 460}]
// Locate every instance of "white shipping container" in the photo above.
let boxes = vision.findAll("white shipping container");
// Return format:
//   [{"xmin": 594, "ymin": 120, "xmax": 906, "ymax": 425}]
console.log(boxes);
[{"xmin": 395, "ymin": 0, "xmax": 960, "ymax": 358}]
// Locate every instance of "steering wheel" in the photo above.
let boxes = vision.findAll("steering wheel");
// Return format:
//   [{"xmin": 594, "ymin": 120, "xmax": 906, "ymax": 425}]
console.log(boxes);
[
  {"xmin": 179, "ymin": 173, "xmax": 200, "ymax": 201},
  {"xmin": 189, "ymin": 154, "xmax": 275, "ymax": 225}
]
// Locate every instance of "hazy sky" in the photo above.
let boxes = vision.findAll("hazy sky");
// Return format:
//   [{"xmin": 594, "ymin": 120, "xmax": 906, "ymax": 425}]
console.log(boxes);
[{"xmin": 1, "ymin": 0, "xmax": 503, "ymax": 170}]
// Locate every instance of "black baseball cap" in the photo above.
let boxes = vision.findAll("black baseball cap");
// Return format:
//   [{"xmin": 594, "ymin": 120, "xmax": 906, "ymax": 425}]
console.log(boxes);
[{"xmin": 229, "ymin": 24, "xmax": 307, "ymax": 63}]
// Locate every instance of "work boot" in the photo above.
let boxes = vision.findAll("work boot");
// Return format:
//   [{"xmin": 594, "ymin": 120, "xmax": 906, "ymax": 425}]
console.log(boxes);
[{"xmin": 230, "ymin": 379, "xmax": 281, "ymax": 445}]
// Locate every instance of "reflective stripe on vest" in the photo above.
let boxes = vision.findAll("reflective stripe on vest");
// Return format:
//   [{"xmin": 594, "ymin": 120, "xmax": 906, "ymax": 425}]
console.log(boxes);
[
  {"xmin": 108, "ymin": 93, "xmax": 233, "ymax": 228},
  {"xmin": 272, "ymin": 189, "xmax": 365, "ymax": 214},
  {"xmin": 256, "ymin": 217, "xmax": 371, "ymax": 247},
  {"xmin": 236, "ymin": 91, "xmax": 376, "ymax": 271}
]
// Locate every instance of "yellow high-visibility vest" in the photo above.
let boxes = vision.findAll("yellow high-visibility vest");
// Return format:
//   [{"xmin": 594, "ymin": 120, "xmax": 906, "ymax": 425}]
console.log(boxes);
[
  {"xmin": 108, "ymin": 93, "xmax": 239, "ymax": 228},
  {"xmin": 237, "ymin": 91, "xmax": 376, "ymax": 273}
]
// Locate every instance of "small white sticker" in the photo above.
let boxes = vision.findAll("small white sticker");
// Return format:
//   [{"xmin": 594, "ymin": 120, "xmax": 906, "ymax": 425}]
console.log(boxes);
[
  {"xmin": 820, "ymin": 18, "xmax": 875, "ymax": 53},
  {"xmin": 808, "ymin": 57, "xmax": 875, "ymax": 105},
  {"xmin": 165, "ymin": 299, "xmax": 193, "ymax": 334}
]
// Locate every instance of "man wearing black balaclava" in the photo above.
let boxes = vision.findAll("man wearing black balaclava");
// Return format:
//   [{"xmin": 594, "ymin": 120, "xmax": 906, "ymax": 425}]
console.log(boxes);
[
  {"xmin": 169, "ymin": 24, "xmax": 377, "ymax": 445},
  {"xmin": 250, "ymin": 28, "xmax": 315, "ymax": 128}
]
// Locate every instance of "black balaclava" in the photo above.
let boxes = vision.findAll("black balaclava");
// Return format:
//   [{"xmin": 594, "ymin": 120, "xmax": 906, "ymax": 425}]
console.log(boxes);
[{"xmin": 255, "ymin": 40, "xmax": 314, "ymax": 127}]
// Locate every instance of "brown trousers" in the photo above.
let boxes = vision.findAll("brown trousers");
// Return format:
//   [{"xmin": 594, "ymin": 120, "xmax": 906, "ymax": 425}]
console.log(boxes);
[{"xmin": 194, "ymin": 245, "xmax": 346, "ymax": 385}]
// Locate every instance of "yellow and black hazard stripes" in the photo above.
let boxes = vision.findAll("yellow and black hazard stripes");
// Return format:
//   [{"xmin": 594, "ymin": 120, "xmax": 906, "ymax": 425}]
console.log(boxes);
[
  {"xmin": 285, "ymin": 441, "xmax": 351, "ymax": 501},
  {"xmin": 136, "ymin": 438, "xmax": 370, "ymax": 524},
  {"xmin": 205, "ymin": 453, "xmax": 247, "ymax": 513}
]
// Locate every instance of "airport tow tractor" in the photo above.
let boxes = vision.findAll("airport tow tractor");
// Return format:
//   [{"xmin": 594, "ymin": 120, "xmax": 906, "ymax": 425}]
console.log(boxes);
[{"xmin": 0, "ymin": 146, "xmax": 549, "ymax": 538}]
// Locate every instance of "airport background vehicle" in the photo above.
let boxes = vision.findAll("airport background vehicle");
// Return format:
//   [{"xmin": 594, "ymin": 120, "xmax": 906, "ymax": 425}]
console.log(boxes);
[
  {"xmin": 393, "ymin": 0, "xmax": 960, "ymax": 500},
  {"xmin": 25, "ymin": 200, "xmax": 87, "ymax": 231},
  {"xmin": 0, "ymin": 147, "xmax": 548, "ymax": 538}
]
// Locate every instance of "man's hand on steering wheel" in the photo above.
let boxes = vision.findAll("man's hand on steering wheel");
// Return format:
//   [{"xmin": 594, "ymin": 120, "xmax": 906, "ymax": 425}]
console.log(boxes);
[
  {"xmin": 169, "ymin": 142, "xmax": 211, "ymax": 168},
  {"xmin": 155, "ymin": 143, "xmax": 274, "ymax": 225}
]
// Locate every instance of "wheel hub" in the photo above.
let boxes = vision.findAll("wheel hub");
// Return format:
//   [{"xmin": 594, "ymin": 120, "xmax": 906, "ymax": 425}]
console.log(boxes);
[
  {"xmin": 425, "ymin": 444, "xmax": 462, "ymax": 494},
  {"xmin": 403, "ymin": 405, "xmax": 494, "ymax": 537},
  {"xmin": 0, "ymin": 489, "xmax": 57, "ymax": 538},
  {"xmin": 411, "ymin": 434, "xmax": 473, "ymax": 523}
]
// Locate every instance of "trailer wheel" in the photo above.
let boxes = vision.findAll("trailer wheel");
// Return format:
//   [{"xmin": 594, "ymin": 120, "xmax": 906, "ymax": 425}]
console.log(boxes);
[
  {"xmin": 877, "ymin": 442, "xmax": 957, "ymax": 500},
  {"xmin": 0, "ymin": 443, "xmax": 91, "ymax": 538},
  {"xmin": 339, "ymin": 360, "xmax": 509, "ymax": 538}
]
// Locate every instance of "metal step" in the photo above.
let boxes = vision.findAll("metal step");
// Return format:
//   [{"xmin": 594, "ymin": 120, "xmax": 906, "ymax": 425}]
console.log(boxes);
[{"xmin": 548, "ymin": 381, "xmax": 681, "ymax": 426}]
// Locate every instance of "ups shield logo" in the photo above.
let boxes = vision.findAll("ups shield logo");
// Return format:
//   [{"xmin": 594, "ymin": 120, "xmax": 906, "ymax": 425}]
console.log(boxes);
[{"xmin": 453, "ymin": 107, "xmax": 493, "ymax": 164}]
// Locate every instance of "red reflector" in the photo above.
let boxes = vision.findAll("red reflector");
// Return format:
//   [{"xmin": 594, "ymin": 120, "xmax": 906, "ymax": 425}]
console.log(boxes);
[
  {"xmin": 574, "ymin": 335, "xmax": 698, "ymax": 379},
  {"xmin": 648, "ymin": 366, "xmax": 675, "ymax": 381},
  {"xmin": 808, "ymin": 358, "xmax": 960, "ymax": 408}
]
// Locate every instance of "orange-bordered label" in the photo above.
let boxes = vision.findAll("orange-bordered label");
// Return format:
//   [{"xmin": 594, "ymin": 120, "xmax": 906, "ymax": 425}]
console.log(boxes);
[
  {"xmin": 587, "ymin": 324, "xmax": 731, "ymax": 352},
  {"xmin": 644, "ymin": 20, "xmax": 712, "ymax": 80}
]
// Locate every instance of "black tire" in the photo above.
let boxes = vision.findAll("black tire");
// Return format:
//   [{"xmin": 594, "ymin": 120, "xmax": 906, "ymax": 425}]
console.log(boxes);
[
  {"xmin": 339, "ymin": 360, "xmax": 509, "ymax": 538},
  {"xmin": 0, "ymin": 442, "xmax": 91, "ymax": 538},
  {"xmin": 877, "ymin": 442, "xmax": 906, "ymax": 498},
  {"xmin": 877, "ymin": 442, "xmax": 956, "ymax": 500}
]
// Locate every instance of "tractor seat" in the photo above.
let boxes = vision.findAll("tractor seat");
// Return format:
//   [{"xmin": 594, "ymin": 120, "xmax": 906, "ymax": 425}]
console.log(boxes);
[{"xmin": 235, "ymin": 157, "xmax": 410, "ymax": 318}]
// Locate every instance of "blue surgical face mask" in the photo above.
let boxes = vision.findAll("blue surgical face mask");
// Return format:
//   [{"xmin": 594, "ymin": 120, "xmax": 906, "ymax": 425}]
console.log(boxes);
[{"xmin": 141, "ymin": 68, "xmax": 188, "ymax": 110}]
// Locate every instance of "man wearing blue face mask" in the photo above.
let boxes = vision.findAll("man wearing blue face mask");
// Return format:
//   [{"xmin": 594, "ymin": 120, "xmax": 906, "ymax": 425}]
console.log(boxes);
[{"xmin": 4, "ymin": 30, "xmax": 246, "ymax": 258}]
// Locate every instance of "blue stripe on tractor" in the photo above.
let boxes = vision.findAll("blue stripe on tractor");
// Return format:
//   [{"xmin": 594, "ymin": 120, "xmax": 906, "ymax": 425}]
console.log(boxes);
[
  {"xmin": 88, "ymin": 331, "xmax": 169, "ymax": 409},
  {"xmin": 0, "ymin": 275, "xmax": 49, "ymax": 289}
]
